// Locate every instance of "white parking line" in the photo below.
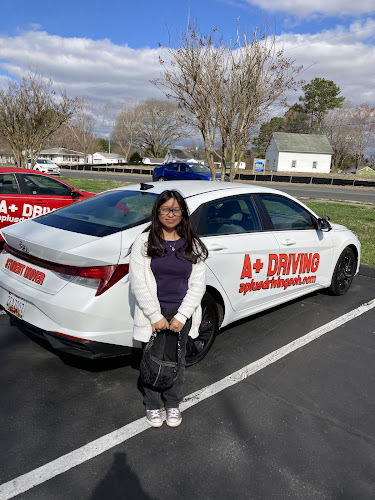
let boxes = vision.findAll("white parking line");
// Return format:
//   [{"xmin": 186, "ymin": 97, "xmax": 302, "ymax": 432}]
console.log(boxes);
[{"xmin": 1, "ymin": 298, "xmax": 375, "ymax": 500}]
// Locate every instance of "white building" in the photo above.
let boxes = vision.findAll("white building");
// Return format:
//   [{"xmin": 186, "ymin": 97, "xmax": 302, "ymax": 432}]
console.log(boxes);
[
  {"xmin": 142, "ymin": 157, "xmax": 164, "ymax": 165},
  {"xmin": 39, "ymin": 148, "xmax": 85, "ymax": 164},
  {"xmin": 163, "ymin": 148, "xmax": 204, "ymax": 164},
  {"xmin": 265, "ymin": 132, "xmax": 333, "ymax": 174},
  {"xmin": 92, "ymin": 152, "xmax": 125, "ymax": 164}
]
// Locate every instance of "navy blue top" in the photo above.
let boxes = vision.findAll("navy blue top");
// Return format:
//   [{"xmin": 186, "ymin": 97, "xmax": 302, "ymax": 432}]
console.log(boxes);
[{"xmin": 151, "ymin": 238, "xmax": 192, "ymax": 309}]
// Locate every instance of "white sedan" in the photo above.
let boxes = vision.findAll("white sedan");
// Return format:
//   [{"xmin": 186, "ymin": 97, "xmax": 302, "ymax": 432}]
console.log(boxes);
[
  {"xmin": 30, "ymin": 158, "xmax": 61, "ymax": 175},
  {"xmin": 0, "ymin": 181, "xmax": 361, "ymax": 365}
]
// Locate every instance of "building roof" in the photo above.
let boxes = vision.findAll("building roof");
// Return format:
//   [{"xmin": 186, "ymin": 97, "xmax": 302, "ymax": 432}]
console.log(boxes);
[
  {"xmin": 40, "ymin": 148, "xmax": 84, "ymax": 156},
  {"xmin": 94, "ymin": 152, "xmax": 124, "ymax": 159},
  {"xmin": 168, "ymin": 148, "xmax": 203, "ymax": 161},
  {"xmin": 272, "ymin": 132, "xmax": 334, "ymax": 154}
]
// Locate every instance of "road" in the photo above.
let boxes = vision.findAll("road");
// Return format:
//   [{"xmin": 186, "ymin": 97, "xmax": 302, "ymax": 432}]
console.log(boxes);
[
  {"xmin": 61, "ymin": 169, "xmax": 375, "ymax": 204},
  {"xmin": 1, "ymin": 267, "xmax": 375, "ymax": 499}
]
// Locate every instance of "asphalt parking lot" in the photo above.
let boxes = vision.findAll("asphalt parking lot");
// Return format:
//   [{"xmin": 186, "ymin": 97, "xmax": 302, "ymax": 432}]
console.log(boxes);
[{"xmin": 0, "ymin": 267, "xmax": 375, "ymax": 499}]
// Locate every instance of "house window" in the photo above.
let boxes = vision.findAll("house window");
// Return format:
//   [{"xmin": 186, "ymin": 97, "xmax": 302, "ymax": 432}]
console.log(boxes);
[
  {"xmin": 312, "ymin": 161, "xmax": 317, "ymax": 169},
  {"xmin": 291, "ymin": 160, "xmax": 297, "ymax": 168},
  {"xmin": 273, "ymin": 159, "xmax": 276, "ymax": 169}
]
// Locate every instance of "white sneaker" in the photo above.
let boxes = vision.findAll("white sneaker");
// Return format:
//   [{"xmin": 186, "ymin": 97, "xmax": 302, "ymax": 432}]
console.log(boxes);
[
  {"xmin": 166, "ymin": 408, "xmax": 182, "ymax": 427},
  {"xmin": 146, "ymin": 409, "xmax": 163, "ymax": 427}
]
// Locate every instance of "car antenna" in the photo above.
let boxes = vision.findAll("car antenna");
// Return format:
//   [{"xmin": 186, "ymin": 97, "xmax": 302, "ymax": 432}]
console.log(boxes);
[{"xmin": 140, "ymin": 183, "xmax": 154, "ymax": 191}]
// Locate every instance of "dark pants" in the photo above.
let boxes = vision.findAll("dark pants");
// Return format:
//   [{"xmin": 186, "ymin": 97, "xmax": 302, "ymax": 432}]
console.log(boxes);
[{"xmin": 142, "ymin": 308, "xmax": 192, "ymax": 410}]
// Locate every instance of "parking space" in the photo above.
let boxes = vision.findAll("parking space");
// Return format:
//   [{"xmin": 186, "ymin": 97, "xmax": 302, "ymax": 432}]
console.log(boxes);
[{"xmin": 0, "ymin": 270, "xmax": 374, "ymax": 499}]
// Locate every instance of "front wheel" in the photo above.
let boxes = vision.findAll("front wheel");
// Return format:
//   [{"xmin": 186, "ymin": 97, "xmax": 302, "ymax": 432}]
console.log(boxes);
[
  {"xmin": 158, "ymin": 176, "xmax": 166, "ymax": 182},
  {"xmin": 186, "ymin": 292, "xmax": 219, "ymax": 366},
  {"xmin": 328, "ymin": 247, "xmax": 356, "ymax": 296}
]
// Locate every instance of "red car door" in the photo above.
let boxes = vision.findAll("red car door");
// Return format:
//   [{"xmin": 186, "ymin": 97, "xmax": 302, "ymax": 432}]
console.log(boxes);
[{"xmin": 0, "ymin": 171, "xmax": 32, "ymax": 240}]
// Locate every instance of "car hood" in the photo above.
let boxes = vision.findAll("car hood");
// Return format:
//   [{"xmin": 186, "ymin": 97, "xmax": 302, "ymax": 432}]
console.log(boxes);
[{"xmin": 2, "ymin": 219, "xmax": 122, "ymax": 266}]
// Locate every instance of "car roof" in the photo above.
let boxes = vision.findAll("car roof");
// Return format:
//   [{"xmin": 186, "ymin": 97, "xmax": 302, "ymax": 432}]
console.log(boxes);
[
  {"xmin": 0, "ymin": 166, "xmax": 55, "ymax": 175},
  {"xmin": 115, "ymin": 180, "xmax": 286, "ymax": 198}
]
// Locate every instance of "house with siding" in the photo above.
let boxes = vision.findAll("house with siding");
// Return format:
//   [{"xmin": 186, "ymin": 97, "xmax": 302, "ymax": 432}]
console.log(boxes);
[
  {"xmin": 265, "ymin": 132, "xmax": 333, "ymax": 173},
  {"xmin": 92, "ymin": 152, "xmax": 125, "ymax": 164},
  {"xmin": 39, "ymin": 148, "xmax": 85, "ymax": 164},
  {"xmin": 163, "ymin": 148, "xmax": 204, "ymax": 164}
]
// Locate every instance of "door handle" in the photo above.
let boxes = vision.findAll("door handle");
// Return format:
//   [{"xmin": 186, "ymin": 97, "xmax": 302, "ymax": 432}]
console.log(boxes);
[
  {"xmin": 207, "ymin": 244, "xmax": 228, "ymax": 251},
  {"xmin": 280, "ymin": 239, "xmax": 296, "ymax": 246}
]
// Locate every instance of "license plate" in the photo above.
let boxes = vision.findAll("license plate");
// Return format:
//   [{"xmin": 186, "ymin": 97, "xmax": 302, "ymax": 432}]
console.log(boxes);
[{"xmin": 6, "ymin": 291, "xmax": 26, "ymax": 319}]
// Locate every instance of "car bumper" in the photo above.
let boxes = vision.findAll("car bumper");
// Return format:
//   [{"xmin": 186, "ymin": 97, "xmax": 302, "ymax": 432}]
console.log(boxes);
[{"xmin": 7, "ymin": 312, "xmax": 136, "ymax": 359}]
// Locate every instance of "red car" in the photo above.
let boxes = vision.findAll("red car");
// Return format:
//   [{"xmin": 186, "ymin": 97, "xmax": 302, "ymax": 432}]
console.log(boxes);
[{"xmin": 0, "ymin": 167, "xmax": 95, "ymax": 241}]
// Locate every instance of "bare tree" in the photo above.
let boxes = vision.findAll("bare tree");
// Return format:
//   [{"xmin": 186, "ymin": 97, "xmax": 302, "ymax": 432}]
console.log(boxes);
[
  {"xmin": 155, "ymin": 24, "xmax": 303, "ymax": 181},
  {"xmin": 135, "ymin": 99, "xmax": 186, "ymax": 157},
  {"xmin": 0, "ymin": 73, "xmax": 77, "ymax": 168},
  {"xmin": 111, "ymin": 99, "xmax": 144, "ymax": 162},
  {"xmin": 350, "ymin": 104, "xmax": 375, "ymax": 171},
  {"xmin": 66, "ymin": 98, "xmax": 97, "ymax": 162},
  {"xmin": 322, "ymin": 103, "xmax": 354, "ymax": 171}
]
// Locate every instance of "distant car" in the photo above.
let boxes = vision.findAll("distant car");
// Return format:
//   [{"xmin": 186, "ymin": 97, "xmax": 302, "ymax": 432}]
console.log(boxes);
[
  {"xmin": 28, "ymin": 158, "xmax": 61, "ymax": 175},
  {"xmin": 0, "ymin": 167, "xmax": 95, "ymax": 241},
  {"xmin": 0, "ymin": 180, "xmax": 360, "ymax": 366},
  {"xmin": 153, "ymin": 162, "xmax": 228, "ymax": 182}
]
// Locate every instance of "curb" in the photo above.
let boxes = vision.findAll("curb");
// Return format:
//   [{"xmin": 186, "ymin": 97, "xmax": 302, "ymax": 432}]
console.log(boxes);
[{"xmin": 359, "ymin": 264, "xmax": 375, "ymax": 279}]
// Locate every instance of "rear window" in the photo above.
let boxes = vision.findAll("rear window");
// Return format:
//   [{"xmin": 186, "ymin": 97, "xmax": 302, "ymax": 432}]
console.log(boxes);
[{"xmin": 35, "ymin": 190, "xmax": 157, "ymax": 236}]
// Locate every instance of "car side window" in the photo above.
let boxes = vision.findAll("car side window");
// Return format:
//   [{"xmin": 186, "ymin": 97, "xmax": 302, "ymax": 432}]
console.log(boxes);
[
  {"xmin": 259, "ymin": 194, "xmax": 315, "ymax": 230},
  {"xmin": 192, "ymin": 196, "xmax": 262, "ymax": 236},
  {"xmin": 0, "ymin": 173, "xmax": 19, "ymax": 194},
  {"xmin": 23, "ymin": 174, "xmax": 72, "ymax": 196},
  {"xmin": 166, "ymin": 164, "xmax": 179, "ymax": 172}
]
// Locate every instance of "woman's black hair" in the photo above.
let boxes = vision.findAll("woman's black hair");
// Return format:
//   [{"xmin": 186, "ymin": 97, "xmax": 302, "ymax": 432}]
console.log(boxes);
[{"xmin": 145, "ymin": 190, "xmax": 208, "ymax": 263}]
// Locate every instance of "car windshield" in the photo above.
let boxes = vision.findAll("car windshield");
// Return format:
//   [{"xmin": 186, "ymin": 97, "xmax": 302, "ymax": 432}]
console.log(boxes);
[
  {"xmin": 35, "ymin": 190, "xmax": 157, "ymax": 236},
  {"xmin": 189, "ymin": 163, "xmax": 210, "ymax": 174}
]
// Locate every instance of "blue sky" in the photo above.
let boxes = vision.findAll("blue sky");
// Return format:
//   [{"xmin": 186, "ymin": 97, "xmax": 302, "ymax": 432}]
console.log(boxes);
[{"xmin": 1, "ymin": 0, "xmax": 375, "ymax": 135}]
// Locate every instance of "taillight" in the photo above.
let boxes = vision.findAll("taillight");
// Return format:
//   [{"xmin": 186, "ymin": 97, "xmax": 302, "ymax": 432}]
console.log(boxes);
[
  {"xmin": 55, "ymin": 263, "xmax": 129, "ymax": 296},
  {"xmin": 4, "ymin": 243, "xmax": 129, "ymax": 296}
]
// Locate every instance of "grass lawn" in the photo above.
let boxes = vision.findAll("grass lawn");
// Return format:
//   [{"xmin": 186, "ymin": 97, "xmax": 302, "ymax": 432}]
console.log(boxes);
[
  {"xmin": 61, "ymin": 176, "xmax": 131, "ymax": 193},
  {"xmin": 305, "ymin": 202, "xmax": 375, "ymax": 267},
  {"xmin": 60, "ymin": 176, "xmax": 375, "ymax": 267}
]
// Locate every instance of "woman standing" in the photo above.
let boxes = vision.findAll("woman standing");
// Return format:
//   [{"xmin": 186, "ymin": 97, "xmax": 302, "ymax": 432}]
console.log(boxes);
[{"xmin": 129, "ymin": 189, "xmax": 208, "ymax": 428}]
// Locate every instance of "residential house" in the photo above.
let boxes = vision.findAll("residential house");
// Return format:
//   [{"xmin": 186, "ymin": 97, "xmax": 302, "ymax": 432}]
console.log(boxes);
[
  {"xmin": 163, "ymin": 148, "xmax": 204, "ymax": 164},
  {"xmin": 39, "ymin": 148, "xmax": 85, "ymax": 164},
  {"xmin": 265, "ymin": 132, "xmax": 333, "ymax": 173},
  {"xmin": 92, "ymin": 152, "xmax": 125, "ymax": 164},
  {"xmin": 142, "ymin": 157, "xmax": 165, "ymax": 165}
]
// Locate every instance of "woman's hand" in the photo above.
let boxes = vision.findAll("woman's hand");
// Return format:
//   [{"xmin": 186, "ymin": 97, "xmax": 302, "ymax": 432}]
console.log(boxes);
[
  {"xmin": 169, "ymin": 317, "xmax": 184, "ymax": 333},
  {"xmin": 152, "ymin": 317, "xmax": 169, "ymax": 334}
]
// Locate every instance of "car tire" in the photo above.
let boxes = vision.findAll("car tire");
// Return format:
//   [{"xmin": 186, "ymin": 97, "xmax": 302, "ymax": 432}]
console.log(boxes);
[
  {"xmin": 327, "ymin": 246, "xmax": 357, "ymax": 296},
  {"xmin": 186, "ymin": 292, "xmax": 219, "ymax": 366},
  {"xmin": 158, "ymin": 176, "xmax": 166, "ymax": 182}
]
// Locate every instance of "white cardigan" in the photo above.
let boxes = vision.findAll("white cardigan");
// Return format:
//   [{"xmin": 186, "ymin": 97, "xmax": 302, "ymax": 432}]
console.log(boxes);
[{"xmin": 129, "ymin": 232, "xmax": 206, "ymax": 343}]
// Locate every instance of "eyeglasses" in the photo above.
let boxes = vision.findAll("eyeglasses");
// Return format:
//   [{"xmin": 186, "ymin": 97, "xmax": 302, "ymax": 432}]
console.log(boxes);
[{"xmin": 158, "ymin": 207, "xmax": 183, "ymax": 216}]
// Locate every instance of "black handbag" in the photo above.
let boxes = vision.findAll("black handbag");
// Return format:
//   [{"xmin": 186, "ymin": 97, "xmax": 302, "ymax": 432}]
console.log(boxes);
[{"xmin": 140, "ymin": 331, "xmax": 181, "ymax": 389}]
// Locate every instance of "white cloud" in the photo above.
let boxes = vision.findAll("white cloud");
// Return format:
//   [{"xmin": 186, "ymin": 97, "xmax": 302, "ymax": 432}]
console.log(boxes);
[
  {"xmin": 275, "ymin": 21, "xmax": 375, "ymax": 109},
  {"xmin": 244, "ymin": 0, "xmax": 375, "ymax": 17},
  {"xmin": 0, "ymin": 31, "xmax": 165, "ymax": 103},
  {"xmin": 0, "ymin": 26, "xmax": 374, "ymax": 135}
]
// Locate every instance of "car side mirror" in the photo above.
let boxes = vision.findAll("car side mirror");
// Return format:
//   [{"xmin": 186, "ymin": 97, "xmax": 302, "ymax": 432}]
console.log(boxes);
[
  {"xmin": 71, "ymin": 189, "xmax": 82, "ymax": 199},
  {"xmin": 317, "ymin": 215, "xmax": 332, "ymax": 232}
]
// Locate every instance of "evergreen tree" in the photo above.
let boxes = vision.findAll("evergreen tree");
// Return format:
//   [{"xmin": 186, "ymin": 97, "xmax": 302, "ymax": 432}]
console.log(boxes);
[
  {"xmin": 252, "ymin": 117, "xmax": 284, "ymax": 158},
  {"xmin": 299, "ymin": 78, "xmax": 345, "ymax": 132}
]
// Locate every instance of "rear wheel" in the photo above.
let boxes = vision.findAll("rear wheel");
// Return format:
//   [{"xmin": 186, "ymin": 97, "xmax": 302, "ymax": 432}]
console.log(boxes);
[
  {"xmin": 328, "ymin": 247, "xmax": 356, "ymax": 295},
  {"xmin": 158, "ymin": 176, "xmax": 166, "ymax": 182},
  {"xmin": 186, "ymin": 292, "xmax": 218, "ymax": 366}
]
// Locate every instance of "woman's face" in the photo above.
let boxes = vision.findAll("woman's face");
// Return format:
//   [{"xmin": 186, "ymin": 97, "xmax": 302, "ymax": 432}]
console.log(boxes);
[{"xmin": 158, "ymin": 197, "xmax": 183, "ymax": 233}]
